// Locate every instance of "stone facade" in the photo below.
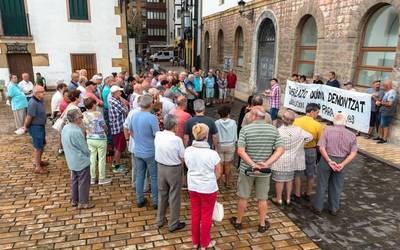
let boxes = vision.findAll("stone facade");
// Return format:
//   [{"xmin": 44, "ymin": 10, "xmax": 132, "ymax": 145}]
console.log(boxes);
[{"xmin": 202, "ymin": 0, "xmax": 400, "ymax": 144}]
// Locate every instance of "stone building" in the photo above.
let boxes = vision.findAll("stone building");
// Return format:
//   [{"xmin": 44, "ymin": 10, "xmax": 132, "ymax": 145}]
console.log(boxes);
[
  {"xmin": 0, "ymin": 0, "xmax": 129, "ymax": 87},
  {"xmin": 202, "ymin": 0, "xmax": 400, "ymax": 143}
]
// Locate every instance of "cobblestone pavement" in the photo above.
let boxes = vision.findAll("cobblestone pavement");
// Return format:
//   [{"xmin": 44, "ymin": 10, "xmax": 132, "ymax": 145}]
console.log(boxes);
[
  {"xmin": 206, "ymin": 101, "xmax": 400, "ymax": 249},
  {"xmin": 0, "ymin": 97, "xmax": 318, "ymax": 249}
]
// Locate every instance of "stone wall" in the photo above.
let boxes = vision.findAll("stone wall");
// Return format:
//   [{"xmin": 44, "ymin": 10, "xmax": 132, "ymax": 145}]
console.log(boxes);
[{"xmin": 202, "ymin": 0, "xmax": 400, "ymax": 143}]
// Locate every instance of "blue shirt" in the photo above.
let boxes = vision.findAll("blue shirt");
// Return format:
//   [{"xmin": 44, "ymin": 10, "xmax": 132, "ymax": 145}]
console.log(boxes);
[
  {"xmin": 204, "ymin": 77, "xmax": 215, "ymax": 89},
  {"xmin": 129, "ymin": 111, "xmax": 159, "ymax": 158},
  {"xmin": 102, "ymin": 86, "xmax": 111, "ymax": 109},
  {"xmin": 61, "ymin": 123, "xmax": 90, "ymax": 172},
  {"xmin": 27, "ymin": 96, "xmax": 47, "ymax": 125},
  {"xmin": 193, "ymin": 77, "xmax": 202, "ymax": 92},
  {"xmin": 7, "ymin": 83, "xmax": 28, "ymax": 111}
]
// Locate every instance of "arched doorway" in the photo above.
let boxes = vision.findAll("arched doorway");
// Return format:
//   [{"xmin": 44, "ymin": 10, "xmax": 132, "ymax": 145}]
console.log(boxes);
[
  {"xmin": 256, "ymin": 18, "xmax": 276, "ymax": 92},
  {"xmin": 204, "ymin": 31, "xmax": 211, "ymax": 71}
]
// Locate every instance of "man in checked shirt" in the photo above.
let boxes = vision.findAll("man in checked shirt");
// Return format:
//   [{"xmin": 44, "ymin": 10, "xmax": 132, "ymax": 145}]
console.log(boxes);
[{"xmin": 312, "ymin": 113, "xmax": 358, "ymax": 216}]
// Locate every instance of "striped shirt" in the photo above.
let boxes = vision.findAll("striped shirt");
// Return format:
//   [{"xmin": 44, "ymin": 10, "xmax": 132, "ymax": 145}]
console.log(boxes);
[
  {"xmin": 271, "ymin": 125, "xmax": 313, "ymax": 172},
  {"xmin": 317, "ymin": 125, "xmax": 357, "ymax": 158},
  {"xmin": 238, "ymin": 120, "xmax": 283, "ymax": 177}
]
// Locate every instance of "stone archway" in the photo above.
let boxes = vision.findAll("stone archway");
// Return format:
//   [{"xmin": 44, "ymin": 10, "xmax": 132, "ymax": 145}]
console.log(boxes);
[{"xmin": 250, "ymin": 10, "xmax": 279, "ymax": 94}]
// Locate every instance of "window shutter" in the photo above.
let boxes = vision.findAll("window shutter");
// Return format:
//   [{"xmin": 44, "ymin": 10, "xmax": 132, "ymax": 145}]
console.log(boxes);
[
  {"xmin": 69, "ymin": 0, "xmax": 89, "ymax": 20},
  {"xmin": 0, "ymin": 0, "xmax": 28, "ymax": 36}
]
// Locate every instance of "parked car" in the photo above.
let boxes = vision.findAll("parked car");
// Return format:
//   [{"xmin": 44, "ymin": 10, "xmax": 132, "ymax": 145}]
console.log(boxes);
[{"xmin": 150, "ymin": 51, "xmax": 174, "ymax": 62}]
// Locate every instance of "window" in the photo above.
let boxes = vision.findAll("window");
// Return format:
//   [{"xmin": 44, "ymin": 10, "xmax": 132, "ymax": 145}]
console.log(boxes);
[
  {"xmin": 217, "ymin": 30, "xmax": 224, "ymax": 64},
  {"xmin": 235, "ymin": 27, "xmax": 244, "ymax": 67},
  {"xmin": 219, "ymin": 0, "xmax": 224, "ymax": 5},
  {"xmin": 147, "ymin": 11, "xmax": 166, "ymax": 20},
  {"xmin": 295, "ymin": 16, "xmax": 317, "ymax": 77},
  {"xmin": 70, "ymin": 54, "xmax": 97, "ymax": 79},
  {"xmin": 147, "ymin": 28, "xmax": 166, "ymax": 36},
  {"xmin": 68, "ymin": 0, "xmax": 89, "ymax": 20},
  {"xmin": 356, "ymin": 5, "xmax": 399, "ymax": 86},
  {"xmin": 0, "ymin": 0, "xmax": 28, "ymax": 36},
  {"xmin": 177, "ymin": 9, "xmax": 181, "ymax": 18}
]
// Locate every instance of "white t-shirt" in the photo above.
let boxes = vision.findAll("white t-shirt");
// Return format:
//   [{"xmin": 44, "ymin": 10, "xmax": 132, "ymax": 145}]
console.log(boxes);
[
  {"xmin": 77, "ymin": 86, "xmax": 86, "ymax": 108},
  {"xmin": 51, "ymin": 91, "xmax": 63, "ymax": 114},
  {"xmin": 18, "ymin": 80, "xmax": 34, "ymax": 97},
  {"xmin": 184, "ymin": 141, "xmax": 221, "ymax": 194},
  {"xmin": 155, "ymin": 130, "xmax": 184, "ymax": 165},
  {"xmin": 160, "ymin": 96, "xmax": 176, "ymax": 117}
]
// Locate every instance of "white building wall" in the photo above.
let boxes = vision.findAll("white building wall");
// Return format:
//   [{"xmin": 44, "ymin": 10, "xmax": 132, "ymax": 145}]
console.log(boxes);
[
  {"xmin": 0, "ymin": 0, "xmax": 123, "ymax": 86},
  {"xmin": 166, "ymin": 0, "xmax": 176, "ymax": 45},
  {"xmin": 202, "ymin": 0, "xmax": 252, "ymax": 17}
]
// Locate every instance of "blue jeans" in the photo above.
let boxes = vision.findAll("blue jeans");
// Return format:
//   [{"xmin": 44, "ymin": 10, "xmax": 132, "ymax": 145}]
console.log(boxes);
[{"xmin": 135, "ymin": 156, "xmax": 158, "ymax": 205}]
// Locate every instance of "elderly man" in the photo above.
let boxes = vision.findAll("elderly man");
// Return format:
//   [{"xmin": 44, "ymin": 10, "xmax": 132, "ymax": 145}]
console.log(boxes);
[
  {"xmin": 129, "ymin": 94, "xmax": 160, "ymax": 208},
  {"xmin": 293, "ymin": 103, "xmax": 323, "ymax": 202},
  {"xmin": 18, "ymin": 73, "xmax": 34, "ymax": 101},
  {"xmin": 241, "ymin": 95, "xmax": 272, "ymax": 127},
  {"xmin": 193, "ymin": 71, "xmax": 203, "ymax": 99},
  {"xmin": 230, "ymin": 108, "xmax": 284, "ymax": 233},
  {"xmin": 312, "ymin": 113, "xmax": 357, "ymax": 216},
  {"xmin": 109, "ymin": 85, "xmax": 128, "ymax": 173},
  {"xmin": 271, "ymin": 110, "xmax": 312, "ymax": 206},
  {"xmin": 68, "ymin": 73, "xmax": 80, "ymax": 91},
  {"xmin": 7, "ymin": 74, "xmax": 28, "ymax": 131},
  {"xmin": 366, "ymin": 80, "xmax": 384, "ymax": 139},
  {"xmin": 170, "ymin": 96, "xmax": 191, "ymax": 140},
  {"xmin": 186, "ymin": 74, "xmax": 197, "ymax": 116},
  {"xmin": 62, "ymin": 109, "xmax": 94, "ymax": 209},
  {"xmin": 23, "ymin": 85, "xmax": 48, "ymax": 174},
  {"xmin": 184, "ymin": 99, "xmax": 218, "ymax": 148},
  {"xmin": 160, "ymin": 89, "xmax": 176, "ymax": 117},
  {"xmin": 155, "ymin": 114, "xmax": 186, "ymax": 232},
  {"xmin": 85, "ymin": 80, "xmax": 103, "ymax": 106},
  {"xmin": 312, "ymin": 74, "xmax": 324, "ymax": 84},
  {"xmin": 376, "ymin": 80, "xmax": 398, "ymax": 143}
]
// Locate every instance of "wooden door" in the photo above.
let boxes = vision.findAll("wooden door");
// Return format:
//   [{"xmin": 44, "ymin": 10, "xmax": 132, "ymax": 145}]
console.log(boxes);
[
  {"xmin": 70, "ymin": 54, "xmax": 97, "ymax": 79},
  {"xmin": 7, "ymin": 53, "xmax": 34, "ymax": 81}
]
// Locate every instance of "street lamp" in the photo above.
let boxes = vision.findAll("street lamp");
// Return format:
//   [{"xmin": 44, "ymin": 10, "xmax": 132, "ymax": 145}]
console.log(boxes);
[
  {"xmin": 238, "ymin": 0, "xmax": 246, "ymax": 15},
  {"xmin": 238, "ymin": 0, "xmax": 254, "ymax": 22}
]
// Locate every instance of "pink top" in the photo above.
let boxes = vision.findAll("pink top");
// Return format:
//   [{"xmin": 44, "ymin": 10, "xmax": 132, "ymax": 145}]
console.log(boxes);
[
  {"xmin": 86, "ymin": 91, "xmax": 104, "ymax": 106},
  {"xmin": 60, "ymin": 100, "xmax": 69, "ymax": 113},
  {"xmin": 169, "ymin": 108, "xmax": 191, "ymax": 140}
]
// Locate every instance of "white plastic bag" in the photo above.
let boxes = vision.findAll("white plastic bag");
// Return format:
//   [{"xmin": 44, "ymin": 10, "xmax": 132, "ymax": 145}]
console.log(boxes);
[{"xmin": 212, "ymin": 202, "xmax": 224, "ymax": 222}]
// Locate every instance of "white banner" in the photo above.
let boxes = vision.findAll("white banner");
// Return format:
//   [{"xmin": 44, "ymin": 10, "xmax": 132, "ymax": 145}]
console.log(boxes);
[{"xmin": 283, "ymin": 80, "xmax": 371, "ymax": 133}]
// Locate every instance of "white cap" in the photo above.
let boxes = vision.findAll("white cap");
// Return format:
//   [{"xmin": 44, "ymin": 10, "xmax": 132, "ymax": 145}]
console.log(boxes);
[
  {"xmin": 92, "ymin": 74, "xmax": 103, "ymax": 81},
  {"xmin": 110, "ymin": 85, "xmax": 124, "ymax": 93}
]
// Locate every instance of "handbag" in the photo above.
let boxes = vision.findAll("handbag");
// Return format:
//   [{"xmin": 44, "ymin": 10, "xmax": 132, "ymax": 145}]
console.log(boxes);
[
  {"xmin": 212, "ymin": 202, "xmax": 224, "ymax": 222},
  {"xmin": 52, "ymin": 117, "xmax": 64, "ymax": 132}
]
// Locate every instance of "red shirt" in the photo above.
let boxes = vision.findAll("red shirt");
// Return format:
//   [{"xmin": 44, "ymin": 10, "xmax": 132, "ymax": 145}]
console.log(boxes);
[
  {"xmin": 226, "ymin": 73, "xmax": 237, "ymax": 89},
  {"xmin": 169, "ymin": 108, "xmax": 191, "ymax": 140}
]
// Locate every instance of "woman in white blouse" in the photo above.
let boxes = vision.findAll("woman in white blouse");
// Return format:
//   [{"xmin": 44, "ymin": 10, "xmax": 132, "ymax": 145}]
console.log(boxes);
[
  {"xmin": 184, "ymin": 123, "xmax": 222, "ymax": 250},
  {"xmin": 271, "ymin": 110, "xmax": 312, "ymax": 206}
]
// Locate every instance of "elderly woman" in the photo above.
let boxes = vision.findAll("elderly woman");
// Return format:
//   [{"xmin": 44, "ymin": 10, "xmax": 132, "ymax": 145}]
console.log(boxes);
[
  {"xmin": 61, "ymin": 109, "xmax": 94, "ymax": 209},
  {"xmin": 271, "ymin": 110, "xmax": 312, "ymax": 206},
  {"xmin": 312, "ymin": 113, "xmax": 358, "ymax": 216},
  {"xmin": 185, "ymin": 123, "xmax": 222, "ymax": 249}
]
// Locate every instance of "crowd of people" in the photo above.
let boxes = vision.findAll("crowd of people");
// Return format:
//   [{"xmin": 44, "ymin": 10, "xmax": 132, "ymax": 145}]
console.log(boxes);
[{"xmin": 5, "ymin": 66, "xmax": 398, "ymax": 249}]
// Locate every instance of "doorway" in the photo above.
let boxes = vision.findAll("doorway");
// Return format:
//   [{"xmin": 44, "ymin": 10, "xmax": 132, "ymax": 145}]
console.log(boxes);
[
  {"xmin": 256, "ymin": 18, "xmax": 276, "ymax": 92},
  {"xmin": 7, "ymin": 53, "xmax": 34, "ymax": 81}
]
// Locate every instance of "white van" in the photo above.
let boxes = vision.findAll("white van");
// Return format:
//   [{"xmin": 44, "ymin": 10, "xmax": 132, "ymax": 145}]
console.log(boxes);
[{"xmin": 150, "ymin": 51, "xmax": 174, "ymax": 62}]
